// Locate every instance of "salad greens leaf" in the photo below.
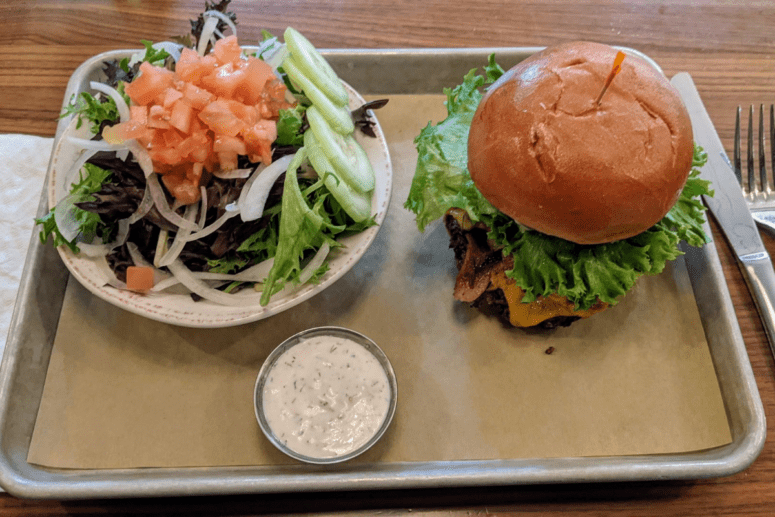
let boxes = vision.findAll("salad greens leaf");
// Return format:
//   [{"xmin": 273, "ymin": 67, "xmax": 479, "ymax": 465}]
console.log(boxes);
[
  {"xmin": 36, "ymin": 163, "xmax": 114, "ymax": 253},
  {"xmin": 258, "ymin": 148, "xmax": 377, "ymax": 304},
  {"xmin": 118, "ymin": 40, "xmax": 171, "ymax": 73},
  {"xmin": 260, "ymin": 148, "xmax": 325, "ymax": 305},
  {"xmin": 275, "ymin": 104, "xmax": 307, "ymax": 147},
  {"xmin": 405, "ymin": 55, "xmax": 712, "ymax": 311},
  {"xmin": 483, "ymin": 53, "xmax": 505, "ymax": 83},
  {"xmin": 256, "ymin": 30, "xmax": 283, "ymax": 61},
  {"xmin": 60, "ymin": 86, "xmax": 128, "ymax": 134},
  {"xmin": 404, "ymin": 67, "xmax": 496, "ymax": 232}
]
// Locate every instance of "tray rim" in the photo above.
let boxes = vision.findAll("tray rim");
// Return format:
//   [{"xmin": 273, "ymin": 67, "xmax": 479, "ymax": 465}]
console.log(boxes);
[{"xmin": 0, "ymin": 45, "xmax": 766, "ymax": 500}]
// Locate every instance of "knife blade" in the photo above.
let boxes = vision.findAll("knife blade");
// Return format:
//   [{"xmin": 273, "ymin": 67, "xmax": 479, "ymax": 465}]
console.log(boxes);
[{"xmin": 671, "ymin": 72, "xmax": 775, "ymax": 360}]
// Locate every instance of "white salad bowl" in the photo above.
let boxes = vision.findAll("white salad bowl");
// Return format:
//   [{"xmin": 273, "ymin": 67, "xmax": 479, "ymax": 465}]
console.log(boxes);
[{"xmin": 47, "ymin": 54, "xmax": 392, "ymax": 328}]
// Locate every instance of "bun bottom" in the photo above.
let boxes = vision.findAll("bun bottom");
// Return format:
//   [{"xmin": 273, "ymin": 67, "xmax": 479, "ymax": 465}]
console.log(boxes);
[{"xmin": 444, "ymin": 208, "xmax": 608, "ymax": 329}]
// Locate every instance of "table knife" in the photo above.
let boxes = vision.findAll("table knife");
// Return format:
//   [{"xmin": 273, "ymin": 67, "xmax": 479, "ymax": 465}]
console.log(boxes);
[{"xmin": 671, "ymin": 72, "xmax": 775, "ymax": 362}]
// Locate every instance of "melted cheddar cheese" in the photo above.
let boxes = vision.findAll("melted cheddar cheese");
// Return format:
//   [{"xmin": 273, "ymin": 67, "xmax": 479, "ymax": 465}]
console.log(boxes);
[{"xmin": 489, "ymin": 271, "xmax": 608, "ymax": 327}]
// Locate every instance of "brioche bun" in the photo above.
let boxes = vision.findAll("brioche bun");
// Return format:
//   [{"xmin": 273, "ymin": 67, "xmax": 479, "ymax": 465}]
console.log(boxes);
[{"xmin": 467, "ymin": 41, "xmax": 694, "ymax": 245}]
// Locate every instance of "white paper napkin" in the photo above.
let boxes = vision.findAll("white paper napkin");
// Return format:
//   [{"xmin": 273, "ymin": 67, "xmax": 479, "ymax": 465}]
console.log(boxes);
[{"xmin": 0, "ymin": 134, "xmax": 54, "ymax": 356}]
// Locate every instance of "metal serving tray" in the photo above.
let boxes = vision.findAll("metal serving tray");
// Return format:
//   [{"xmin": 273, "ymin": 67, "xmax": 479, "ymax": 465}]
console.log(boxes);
[{"xmin": 0, "ymin": 47, "xmax": 766, "ymax": 499}]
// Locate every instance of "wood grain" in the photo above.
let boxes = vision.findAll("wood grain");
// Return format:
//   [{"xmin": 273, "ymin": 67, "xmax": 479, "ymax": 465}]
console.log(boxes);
[{"xmin": 1, "ymin": 0, "xmax": 774, "ymax": 514}]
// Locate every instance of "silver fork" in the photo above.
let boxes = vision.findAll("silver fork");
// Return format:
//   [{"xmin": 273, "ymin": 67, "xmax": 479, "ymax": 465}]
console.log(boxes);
[{"xmin": 735, "ymin": 104, "xmax": 775, "ymax": 236}]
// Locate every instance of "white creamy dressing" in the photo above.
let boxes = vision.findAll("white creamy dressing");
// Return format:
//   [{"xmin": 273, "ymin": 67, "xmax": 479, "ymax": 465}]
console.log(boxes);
[{"xmin": 262, "ymin": 335, "xmax": 391, "ymax": 458}]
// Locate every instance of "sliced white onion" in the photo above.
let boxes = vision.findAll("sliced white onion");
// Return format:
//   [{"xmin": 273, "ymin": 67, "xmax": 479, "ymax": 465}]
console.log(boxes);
[
  {"xmin": 196, "ymin": 16, "xmax": 220, "ymax": 56},
  {"xmin": 77, "ymin": 217, "xmax": 130, "ymax": 257},
  {"xmin": 116, "ymin": 148, "xmax": 129, "ymax": 162},
  {"xmin": 212, "ymin": 168, "xmax": 254, "ymax": 179},
  {"xmin": 164, "ymin": 241, "xmax": 330, "ymax": 306},
  {"xmin": 66, "ymin": 136, "xmax": 129, "ymax": 152},
  {"xmin": 146, "ymin": 173, "xmax": 200, "ymax": 231},
  {"xmin": 265, "ymin": 45, "xmax": 289, "ymax": 72},
  {"xmin": 197, "ymin": 186, "xmax": 208, "ymax": 229},
  {"xmin": 110, "ymin": 218, "xmax": 131, "ymax": 249},
  {"xmin": 126, "ymin": 241, "xmax": 153, "ymax": 268},
  {"xmin": 89, "ymin": 81, "xmax": 130, "ymax": 122},
  {"xmin": 183, "ymin": 208, "xmax": 239, "ymax": 242},
  {"xmin": 126, "ymin": 140, "xmax": 154, "ymax": 177},
  {"xmin": 203, "ymin": 10, "xmax": 237, "ymax": 38},
  {"xmin": 151, "ymin": 257, "xmax": 274, "ymax": 292},
  {"xmin": 158, "ymin": 203, "xmax": 198, "ymax": 267},
  {"xmin": 150, "ymin": 41, "xmax": 183, "ymax": 63},
  {"xmin": 94, "ymin": 255, "xmax": 126, "ymax": 290},
  {"xmin": 236, "ymin": 163, "xmax": 265, "ymax": 208},
  {"xmin": 153, "ymin": 229, "xmax": 169, "ymax": 268},
  {"xmin": 166, "ymin": 259, "xmax": 267, "ymax": 306},
  {"xmin": 76, "ymin": 243, "xmax": 108, "ymax": 257},
  {"xmin": 256, "ymin": 36, "xmax": 279, "ymax": 58},
  {"xmin": 256, "ymin": 243, "xmax": 332, "ymax": 299},
  {"xmin": 298, "ymin": 242, "xmax": 330, "ymax": 284},
  {"xmin": 54, "ymin": 193, "xmax": 84, "ymax": 242},
  {"xmin": 58, "ymin": 148, "xmax": 98, "ymax": 203},
  {"xmin": 239, "ymin": 154, "xmax": 295, "ymax": 221},
  {"xmin": 127, "ymin": 184, "xmax": 154, "ymax": 224}
]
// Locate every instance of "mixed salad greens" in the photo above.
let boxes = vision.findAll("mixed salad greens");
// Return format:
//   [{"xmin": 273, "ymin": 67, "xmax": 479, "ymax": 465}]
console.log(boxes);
[
  {"xmin": 39, "ymin": 1, "xmax": 385, "ymax": 307},
  {"xmin": 405, "ymin": 58, "xmax": 713, "ymax": 311}
]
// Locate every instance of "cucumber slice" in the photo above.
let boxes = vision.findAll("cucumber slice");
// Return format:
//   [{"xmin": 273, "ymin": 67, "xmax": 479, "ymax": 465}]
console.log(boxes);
[
  {"xmin": 304, "ymin": 131, "xmax": 372, "ymax": 223},
  {"xmin": 283, "ymin": 57, "xmax": 354, "ymax": 135},
  {"xmin": 306, "ymin": 106, "xmax": 375, "ymax": 193},
  {"xmin": 284, "ymin": 27, "xmax": 349, "ymax": 107}
]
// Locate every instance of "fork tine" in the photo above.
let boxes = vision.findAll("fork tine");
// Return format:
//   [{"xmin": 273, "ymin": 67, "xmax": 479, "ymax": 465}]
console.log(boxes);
[
  {"xmin": 760, "ymin": 104, "xmax": 768, "ymax": 193},
  {"xmin": 770, "ymin": 104, "xmax": 775, "ymax": 193},
  {"xmin": 748, "ymin": 105, "xmax": 756, "ymax": 192},
  {"xmin": 734, "ymin": 106, "xmax": 743, "ymax": 187}
]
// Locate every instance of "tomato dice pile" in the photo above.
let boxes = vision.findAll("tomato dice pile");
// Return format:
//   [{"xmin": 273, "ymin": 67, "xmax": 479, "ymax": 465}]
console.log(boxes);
[{"xmin": 103, "ymin": 35, "xmax": 291, "ymax": 204}]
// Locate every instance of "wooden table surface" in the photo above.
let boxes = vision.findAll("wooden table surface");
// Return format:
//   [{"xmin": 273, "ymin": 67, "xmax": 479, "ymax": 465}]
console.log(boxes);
[{"xmin": 1, "ymin": 0, "xmax": 774, "ymax": 514}]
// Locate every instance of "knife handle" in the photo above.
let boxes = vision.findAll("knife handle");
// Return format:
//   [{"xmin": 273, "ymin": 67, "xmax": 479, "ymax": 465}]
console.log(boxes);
[{"xmin": 741, "ymin": 253, "xmax": 775, "ymax": 360}]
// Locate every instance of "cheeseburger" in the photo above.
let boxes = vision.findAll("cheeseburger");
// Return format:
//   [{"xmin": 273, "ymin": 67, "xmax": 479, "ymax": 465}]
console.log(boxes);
[{"xmin": 405, "ymin": 41, "xmax": 711, "ymax": 329}]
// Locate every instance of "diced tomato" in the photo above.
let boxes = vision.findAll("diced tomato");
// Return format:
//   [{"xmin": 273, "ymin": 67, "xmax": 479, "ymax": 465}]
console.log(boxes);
[
  {"xmin": 217, "ymin": 151, "xmax": 239, "ymax": 171},
  {"xmin": 129, "ymin": 105, "xmax": 148, "ymax": 125},
  {"xmin": 162, "ymin": 128, "xmax": 184, "ymax": 148},
  {"xmin": 176, "ymin": 50, "xmax": 218, "ymax": 86},
  {"xmin": 161, "ymin": 166, "xmax": 201, "ymax": 205},
  {"xmin": 146, "ymin": 104, "xmax": 170, "ymax": 129},
  {"xmin": 178, "ymin": 131, "xmax": 211, "ymax": 162},
  {"xmin": 244, "ymin": 119, "xmax": 277, "ymax": 142},
  {"xmin": 197, "ymin": 99, "xmax": 246, "ymax": 136},
  {"xmin": 213, "ymin": 35, "xmax": 242, "ymax": 66},
  {"xmin": 180, "ymin": 82, "xmax": 215, "ymax": 110},
  {"xmin": 108, "ymin": 35, "xmax": 291, "ymax": 204},
  {"xmin": 162, "ymin": 87, "xmax": 183, "ymax": 109},
  {"xmin": 175, "ymin": 48, "xmax": 201, "ymax": 81},
  {"xmin": 238, "ymin": 59, "xmax": 274, "ymax": 105},
  {"xmin": 243, "ymin": 119, "xmax": 277, "ymax": 164},
  {"xmin": 225, "ymin": 100, "xmax": 258, "ymax": 127},
  {"xmin": 149, "ymin": 145, "xmax": 181, "ymax": 165},
  {"xmin": 213, "ymin": 134, "xmax": 247, "ymax": 156},
  {"xmin": 126, "ymin": 266, "xmax": 155, "ymax": 293},
  {"xmin": 168, "ymin": 100, "xmax": 194, "ymax": 133},
  {"xmin": 124, "ymin": 62, "xmax": 175, "ymax": 106},
  {"xmin": 200, "ymin": 62, "xmax": 248, "ymax": 99}
]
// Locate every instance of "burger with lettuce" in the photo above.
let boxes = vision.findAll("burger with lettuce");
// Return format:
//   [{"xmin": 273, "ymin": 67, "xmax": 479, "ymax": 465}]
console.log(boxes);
[{"xmin": 405, "ymin": 41, "xmax": 711, "ymax": 329}]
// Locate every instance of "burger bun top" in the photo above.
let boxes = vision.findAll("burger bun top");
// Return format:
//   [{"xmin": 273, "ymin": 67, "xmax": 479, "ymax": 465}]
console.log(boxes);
[{"xmin": 467, "ymin": 41, "xmax": 694, "ymax": 245}]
